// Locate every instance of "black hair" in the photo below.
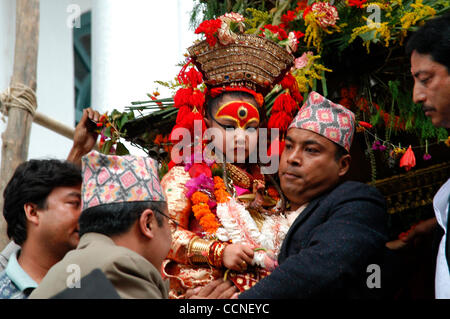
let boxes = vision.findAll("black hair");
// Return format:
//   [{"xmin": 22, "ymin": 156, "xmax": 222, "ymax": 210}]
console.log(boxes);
[
  {"xmin": 3, "ymin": 159, "xmax": 82, "ymax": 245},
  {"xmin": 406, "ymin": 13, "xmax": 450, "ymax": 71},
  {"xmin": 78, "ymin": 201, "xmax": 167, "ymax": 237},
  {"xmin": 334, "ymin": 143, "xmax": 349, "ymax": 162}
]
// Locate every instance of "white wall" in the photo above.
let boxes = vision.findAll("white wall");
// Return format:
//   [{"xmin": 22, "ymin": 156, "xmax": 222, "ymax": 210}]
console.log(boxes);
[
  {"xmin": 92, "ymin": 0, "xmax": 196, "ymax": 112},
  {"xmin": 0, "ymin": 0, "xmax": 197, "ymax": 164},
  {"xmin": 91, "ymin": 0, "xmax": 196, "ymax": 155},
  {"xmin": 28, "ymin": 0, "xmax": 78, "ymax": 161},
  {"xmin": 0, "ymin": 0, "xmax": 77, "ymax": 164}
]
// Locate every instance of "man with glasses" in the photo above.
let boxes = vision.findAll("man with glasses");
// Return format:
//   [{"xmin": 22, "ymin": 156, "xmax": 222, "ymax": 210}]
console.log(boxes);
[{"xmin": 29, "ymin": 151, "xmax": 173, "ymax": 298}]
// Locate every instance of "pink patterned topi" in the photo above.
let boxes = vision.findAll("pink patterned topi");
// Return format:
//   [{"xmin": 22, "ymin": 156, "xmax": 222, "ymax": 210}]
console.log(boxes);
[
  {"xmin": 81, "ymin": 151, "xmax": 165, "ymax": 210},
  {"xmin": 288, "ymin": 91, "xmax": 355, "ymax": 152}
]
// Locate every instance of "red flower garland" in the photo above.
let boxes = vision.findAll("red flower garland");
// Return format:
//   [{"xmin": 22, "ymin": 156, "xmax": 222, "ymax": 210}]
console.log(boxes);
[{"xmin": 195, "ymin": 19, "xmax": 223, "ymax": 47}]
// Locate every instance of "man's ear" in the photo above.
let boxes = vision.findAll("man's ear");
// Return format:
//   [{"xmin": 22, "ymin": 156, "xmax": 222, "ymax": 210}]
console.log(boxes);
[
  {"xmin": 337, "ymin": 154, "xmax": 351, "ymax": 177},
  {"xmin": 24, "ymin": 203, "xmax": 40, "ymax": 226},
  {"xmin": 139, "ymin": 209, "xmax": 156, "ymax": 240}
]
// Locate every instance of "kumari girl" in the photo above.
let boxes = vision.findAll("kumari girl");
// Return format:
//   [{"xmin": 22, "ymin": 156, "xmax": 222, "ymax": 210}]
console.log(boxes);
[{"xmin": 160, "ymin": 13, "xmax": 304, "ymax": 298}]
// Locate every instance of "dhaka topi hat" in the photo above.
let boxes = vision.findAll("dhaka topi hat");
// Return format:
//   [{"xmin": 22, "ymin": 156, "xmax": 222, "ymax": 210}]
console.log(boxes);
[
  {"xmin": 288, "ymin": 91, "xmax": 355, "ymax": 152},
  {"xmin": 81, "ymin": 151, "xmax": 165, "ymax": 210}
]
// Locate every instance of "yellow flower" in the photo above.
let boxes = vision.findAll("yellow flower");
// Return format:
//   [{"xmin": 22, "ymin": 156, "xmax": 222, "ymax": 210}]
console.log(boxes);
[
  {"xmin": 349, "ymin": 17, "xmax": 391, "ymax": 53},
  {"xmin": 362, "ymin": 2, "xmax": 391, "ymax": 11},
  {"xmin": 445, "ymin": 136, "xmax": 450, "ymax": 147},
  {"xmin": 245, "ymin": 8, "xmax": 270, "ymax": 34},
  {"xmin": 400, "ymin": 0, "xmax": 436, "ymax": 39},
  {"xmin": 304, "ymin": 12, "xmax": 323, "ymax": 51},
  {"xmin": 292, "ymin": 54, "xmax": 332, "ymax": 93},
  {"xmin": 303, "ymin": 5, "xmax": 341, "ymax": 52}
]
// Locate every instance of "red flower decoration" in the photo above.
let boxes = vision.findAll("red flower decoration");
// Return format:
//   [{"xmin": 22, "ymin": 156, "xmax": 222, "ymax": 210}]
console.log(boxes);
[
  {"xmin": 358, "ymin": 121, "xmax": 373, "ymax": 129},
  {"xmin": 281, "ymin": 10, "xmax": 297, "ymax": 26},
  {"xmin": 348, "ymin": 0, "xmax": 367, "ymax": 9},
  {"xmin": 296, "ymin": 0, "xmax": 309, "ymax": 12},
  {"xmin": 195, "ymin": 19, "xmax": 223, "ymax": 47},
  {"xmin": 303, "ymin": 6, "xmax": 313, "ymax": 20},
  {"xmin": 188, "ymin": 163, "xmax": 212, "ymax": 178},
  {"xmin": 399, "ymin": 145, "xmax": 416, "ymax": 171},
  {"xmin": 261, "ymin": 24, "xmax": 288, "ymax": 40}
]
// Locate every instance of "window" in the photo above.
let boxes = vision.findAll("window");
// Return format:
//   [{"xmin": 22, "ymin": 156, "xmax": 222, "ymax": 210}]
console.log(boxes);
[{"xmin": 73, "ymin": 11, "xmax": 91, "ymax": 126}]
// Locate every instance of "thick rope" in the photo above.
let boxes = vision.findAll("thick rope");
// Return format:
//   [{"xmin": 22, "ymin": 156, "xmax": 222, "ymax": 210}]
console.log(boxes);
[{"xmin": 0, "ymin": 83, "xmax": 37, "ymax": 122}]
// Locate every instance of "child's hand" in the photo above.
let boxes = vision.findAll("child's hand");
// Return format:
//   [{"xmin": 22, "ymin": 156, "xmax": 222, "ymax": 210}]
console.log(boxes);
[{"xmin": 223, "ymin": 243, "xmax": 254, "ymax": 272}]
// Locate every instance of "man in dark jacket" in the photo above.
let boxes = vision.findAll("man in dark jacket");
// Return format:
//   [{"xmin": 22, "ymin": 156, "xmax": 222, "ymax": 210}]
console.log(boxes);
[{"xmin": 237, "ymin": 91, "xmax": 388, "ymax": 298}]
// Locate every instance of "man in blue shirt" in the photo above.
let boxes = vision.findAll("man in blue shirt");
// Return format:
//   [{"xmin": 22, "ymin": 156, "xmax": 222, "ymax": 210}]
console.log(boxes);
[
  {"xmin": 0, "ymin": 159, "xmax": 82, "ymax": 299},
  {"xmin": 0, "ymin": 249, "xmax": 37, "ymax": 299},
  {"xmin": 0, "ymin": 108, "xmax": 100, "ymax": 299}
]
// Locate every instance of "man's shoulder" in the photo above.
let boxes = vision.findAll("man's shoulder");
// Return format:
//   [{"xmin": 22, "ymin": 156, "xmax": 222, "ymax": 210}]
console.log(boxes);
[{"xmin": 327, "ymin": 180, "xmax": 384, "ymax": 202}]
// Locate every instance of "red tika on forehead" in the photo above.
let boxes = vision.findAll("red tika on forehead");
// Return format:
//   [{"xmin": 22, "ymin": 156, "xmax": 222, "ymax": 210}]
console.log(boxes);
[{"xmin": 215, "ymin": 101, "xmax": 260, "ymax": 129}]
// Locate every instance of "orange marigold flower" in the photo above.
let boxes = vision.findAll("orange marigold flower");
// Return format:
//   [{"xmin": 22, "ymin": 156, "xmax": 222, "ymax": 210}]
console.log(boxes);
[
  {"xmin": 215, "ymin": 189, "xmax": 230, "ymax": 203},
  {"xmin": 267, "ymin": 186, "xmax": 280, "ymax": 201},
  {"xmin": 191, "ymin": 191, "xmax": 209, "ymax": 205},
  {"xmin": 153, "ymin": 134, "xmax": 163, "ymax": 145}
]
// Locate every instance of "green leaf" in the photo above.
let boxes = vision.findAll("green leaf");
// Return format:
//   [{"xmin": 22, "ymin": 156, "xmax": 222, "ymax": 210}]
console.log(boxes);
[
  {"xmin": 119, "ymin": 114, "xmax": 129, "ymax": 131},
  {"xmin": 115, "ymin": 142, "xmax": 130, "ymax": 155},
  {"xmin": 358, "ymin": 30, "xmax": 377, "ymax": 42},
  {"xmin": 103, "ymin": 126, "xmax": 112, "ymax": 138},
  {"xmin": 101, "ymin": 140, "xmax": 113, "ymax": 154}
]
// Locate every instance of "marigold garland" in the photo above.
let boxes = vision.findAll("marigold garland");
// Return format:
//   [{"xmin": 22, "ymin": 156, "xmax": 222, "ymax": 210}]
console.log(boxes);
[
  {"xmin": 213, "ymin": 176, "xmax": 230, "ymax": 204},
  {"xmin": 191, "ymin": 191, "xmax": 220, "ymax": 234},
  {"xmin": 267, "ymin": 186, "xmax": 280, "ymax": 201}
]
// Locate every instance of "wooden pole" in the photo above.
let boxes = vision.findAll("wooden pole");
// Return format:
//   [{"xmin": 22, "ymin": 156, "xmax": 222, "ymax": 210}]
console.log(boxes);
[
  {"xmin": 34, "ymin": 112, "xmax": 75, "ymax": 140},
  {"xmin": 0, "ymin": 0, "xmax": 40, "ymax": 250}
]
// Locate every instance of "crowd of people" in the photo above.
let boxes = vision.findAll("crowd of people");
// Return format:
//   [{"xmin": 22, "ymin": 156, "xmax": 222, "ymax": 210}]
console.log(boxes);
[{"xmin": 0, "ymin": 13, "xmax": 449, "ymax": 300}]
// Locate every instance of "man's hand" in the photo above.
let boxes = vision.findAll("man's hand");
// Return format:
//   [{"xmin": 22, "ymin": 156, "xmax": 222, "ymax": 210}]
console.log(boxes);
[
  {"xmin": 67, "ymin": 108, "xmax": 101, "ymax": 166},
  {"xmin": 386, "ymin": 217, "xmax": 437, "ymax": 250},
  {"xmin": 185, "ymin": 279, "xmax": 238, "ymax": 299}
]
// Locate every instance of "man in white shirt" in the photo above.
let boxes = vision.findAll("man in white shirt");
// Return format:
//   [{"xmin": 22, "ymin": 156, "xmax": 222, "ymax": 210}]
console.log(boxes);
[{"xmin": 406, "ymin": 13, "xmax": 450, "ymax": 298}]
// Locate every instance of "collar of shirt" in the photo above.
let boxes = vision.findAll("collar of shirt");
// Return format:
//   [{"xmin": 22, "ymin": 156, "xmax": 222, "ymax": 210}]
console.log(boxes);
[
  {"xmin": 434, "ymin": 178, "xmax": 450, "ymax": 231},
  {"xmin": 5, "ymin": 249, "xmax": 38, "ymax": 292},
  {"xmin": 285, "ymin": 203, "xmax": 309, "ymax": 226}
]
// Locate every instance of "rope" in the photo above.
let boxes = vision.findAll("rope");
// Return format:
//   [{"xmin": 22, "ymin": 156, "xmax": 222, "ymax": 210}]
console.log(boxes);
[{"xmin": 0, "ymin": 83, "xmax": 37, "ymax": 121}]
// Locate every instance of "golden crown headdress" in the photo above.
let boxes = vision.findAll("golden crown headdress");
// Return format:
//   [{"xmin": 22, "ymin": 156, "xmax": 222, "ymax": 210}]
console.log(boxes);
[{"xmin": 188, "ymin": 33, "xmax": 294, "ymax": 95}]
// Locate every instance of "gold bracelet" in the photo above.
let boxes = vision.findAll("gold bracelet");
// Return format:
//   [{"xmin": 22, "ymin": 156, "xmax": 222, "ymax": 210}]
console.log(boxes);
[
  {"xmin": 188, "ymin": 237, "xmax": 213, "ymax": 264},
  {"xmin": 212, "ymin": 242, "xmax": 227, "ymax": 268}
]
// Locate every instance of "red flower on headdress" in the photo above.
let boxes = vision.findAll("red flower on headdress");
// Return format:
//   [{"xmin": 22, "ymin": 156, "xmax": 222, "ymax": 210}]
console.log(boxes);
[
  {"xmin": 195, "ymin": 19, "xmax": 223, "ymax": 47},
  {"xmin": 261, "ymin": 24, "xmax": 289, "ymax": 40},
  {"xmin": 268, "ymin": 110, "xmax": 292, "ymax": 134},
  {"xmin": 399, "ymin": 145, "xmax": 416, "ymax": 171},
  {"xmin": 296, "ymin": 0, "xmax": 309, "ymax": 12},
  {"xmin": 281, "ymin": 10, "xmax": 297, "ymax": 26},
  {"xmin": 280, "ymin": 73, "xmax": 303, "ymax": 105},
  {"xmin": 303, "ymin": 6, "xmax": 313, "ymax": 20},
  {"xmin": 348, "ymin": 0, "xmax": 367, "ymax": 9},
  {"xmin": 178, "ymin": 67, "xmax": 203, "ymax": 88},
  {"xmin": 272, "ymin": 92, "xmax": 298, "ymax": 116}
]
